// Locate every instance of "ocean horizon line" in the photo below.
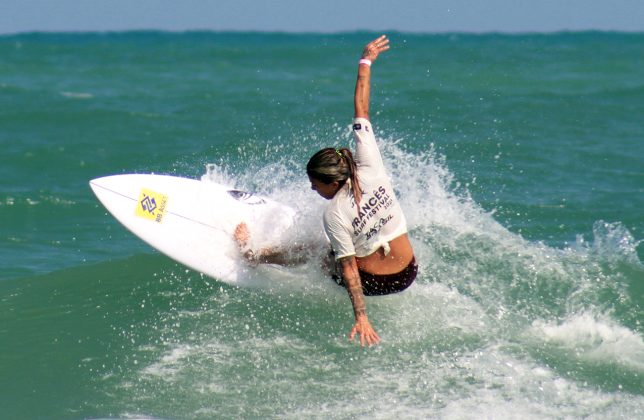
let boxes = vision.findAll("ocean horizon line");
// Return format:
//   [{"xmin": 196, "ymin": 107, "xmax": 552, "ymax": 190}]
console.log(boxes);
[{"xmin": 2, "ymin": 28, "xmax": 643, "ymax": 38}]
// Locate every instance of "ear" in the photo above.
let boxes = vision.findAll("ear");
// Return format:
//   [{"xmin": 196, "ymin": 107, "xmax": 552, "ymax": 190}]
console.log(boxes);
[{"xmin": 331, "ymin": 181, "xmax": 341, "ymax": 192}]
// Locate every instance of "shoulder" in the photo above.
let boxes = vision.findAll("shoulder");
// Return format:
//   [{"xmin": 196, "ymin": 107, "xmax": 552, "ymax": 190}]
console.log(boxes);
[{"xmin": 323, "ymin": 189, "xmax": 352, "ymax": 225}]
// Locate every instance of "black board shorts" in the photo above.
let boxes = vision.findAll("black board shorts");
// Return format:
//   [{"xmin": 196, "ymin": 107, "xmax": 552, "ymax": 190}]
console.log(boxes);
[{"xmin": 332, "ymin": 257, "xmax": 418, "ymax": 296}]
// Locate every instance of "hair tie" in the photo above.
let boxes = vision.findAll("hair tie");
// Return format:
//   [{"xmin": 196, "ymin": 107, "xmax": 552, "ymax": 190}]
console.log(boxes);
[{"xmin": 335, "ymin": 149, "xmax": 343, "ymax": 158}]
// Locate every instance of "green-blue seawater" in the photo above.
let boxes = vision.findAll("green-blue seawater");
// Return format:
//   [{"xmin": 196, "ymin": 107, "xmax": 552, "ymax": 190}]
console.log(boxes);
[{"xmin": 1, "ymin": 31, "xmax": 642, "ymax": 419}]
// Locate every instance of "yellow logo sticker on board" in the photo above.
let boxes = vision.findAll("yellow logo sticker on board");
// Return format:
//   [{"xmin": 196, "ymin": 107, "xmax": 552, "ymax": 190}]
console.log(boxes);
[{"xmin": 135, "ymin": 188, "xmax": 168, "ymax": 223}]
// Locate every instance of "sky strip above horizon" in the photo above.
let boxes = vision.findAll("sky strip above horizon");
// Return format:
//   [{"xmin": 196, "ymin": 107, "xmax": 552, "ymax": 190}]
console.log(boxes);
[{"xmin": 2, "ymin": 0, "xmax": 644, "ymax": 35}]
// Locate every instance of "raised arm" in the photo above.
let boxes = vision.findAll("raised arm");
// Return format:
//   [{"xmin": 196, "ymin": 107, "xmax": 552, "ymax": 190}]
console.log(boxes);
[{"xmin": 354, "ymin": 35, "xmax": 390, "ymax": 119}]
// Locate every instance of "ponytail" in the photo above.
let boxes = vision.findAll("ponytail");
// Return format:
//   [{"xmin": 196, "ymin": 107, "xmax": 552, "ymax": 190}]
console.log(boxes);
[{"xmin": 336, "ymin": 148, "xmax": 362, "ymax": 206}]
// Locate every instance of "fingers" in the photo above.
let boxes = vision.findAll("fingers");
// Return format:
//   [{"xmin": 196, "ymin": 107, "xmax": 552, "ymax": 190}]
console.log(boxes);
[
  {"xmin": 369, "ymin": 35, "xmax": 388, "ymax": 46},
  {"xmin": 348, "ymin": 323, "xmax": 381, "ymax": 347},
  {"xmin": 349, "ymin": 326, "xmax": 357, "ymax": 342},
  {"xmin": 359, "ymin": 330, "xmax": 379, "ymax": 347},
  {"xmin": 366, "ymin": 330, "xmax": 380, "ymax": 346},
  {"xmin": 373, "ymin": 35, "xmax": 389, "ymax": 48},
  {"xmin": 362, "ymin": 35, "xmax": 390, "ymax": 61}
]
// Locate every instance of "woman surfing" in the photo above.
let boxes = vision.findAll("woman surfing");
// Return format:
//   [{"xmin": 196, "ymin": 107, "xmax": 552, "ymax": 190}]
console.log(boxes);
[{"xmin": 236, "ymin": 35, "xmax": 417, "ymax": 346}]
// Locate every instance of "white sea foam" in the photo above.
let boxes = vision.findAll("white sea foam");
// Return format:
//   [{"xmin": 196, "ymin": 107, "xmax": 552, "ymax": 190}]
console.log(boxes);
[
  {"xmin": 531, "ymin": 312, "xmax": 644, "ymax": 371},
  {"xmin": 574, "ymin": 220, "xmax": 643, "ymax": 266}
]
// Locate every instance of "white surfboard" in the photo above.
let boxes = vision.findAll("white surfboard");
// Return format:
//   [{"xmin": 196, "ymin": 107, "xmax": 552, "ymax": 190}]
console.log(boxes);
[{"xmin": 89, "ymin": 174, "xmax": 297, "ymax": 284}]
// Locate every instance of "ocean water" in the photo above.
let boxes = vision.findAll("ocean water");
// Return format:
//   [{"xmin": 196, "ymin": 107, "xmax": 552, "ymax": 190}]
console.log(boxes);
[{"xmin": 0, "ymin": 31, "xmax": 642, "ymax": 419}]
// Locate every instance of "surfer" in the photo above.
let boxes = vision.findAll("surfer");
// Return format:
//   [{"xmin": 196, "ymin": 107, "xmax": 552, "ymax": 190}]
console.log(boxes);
[
  {"xmin": 235, "ymin": 35, "xmax": 416, "ymax": 346},
  {"xmin": 305, "ymin": 35, "xmax": 417, "ymax": 346}
]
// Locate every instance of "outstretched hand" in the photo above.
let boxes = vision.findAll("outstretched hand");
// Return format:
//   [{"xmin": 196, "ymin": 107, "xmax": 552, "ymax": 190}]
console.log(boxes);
[
  {"xmin": 349, "ymin": 314, "xmax": 381, "ymax": 347},
  {"xmin": 361, "ymin": 35, "xmax": 390, "ymax": 62}
]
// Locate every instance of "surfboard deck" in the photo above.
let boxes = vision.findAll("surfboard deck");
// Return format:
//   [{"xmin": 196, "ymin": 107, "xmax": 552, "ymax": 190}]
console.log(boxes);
[{"xmin": 89, "ymin": 174, "xmax": 297, "ymax": 285}]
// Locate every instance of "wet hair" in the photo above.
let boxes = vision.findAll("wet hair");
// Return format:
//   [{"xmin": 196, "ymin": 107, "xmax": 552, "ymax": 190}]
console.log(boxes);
[{"xmin": 306, "ymin": 147, "xmax": 362, "ymax": 204}]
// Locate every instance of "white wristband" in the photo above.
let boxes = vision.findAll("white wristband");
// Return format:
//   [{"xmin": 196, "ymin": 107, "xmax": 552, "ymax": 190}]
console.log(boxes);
[{"xmin": 359, "ymin": 58, "xmax": 372, "ymax": 67}]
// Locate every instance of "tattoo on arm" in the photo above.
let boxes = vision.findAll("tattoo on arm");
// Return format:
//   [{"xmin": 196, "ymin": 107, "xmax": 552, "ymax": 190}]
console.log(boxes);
[{"xmin": 340, "ymin": 257, "xmax": 367, "ymax": 318}]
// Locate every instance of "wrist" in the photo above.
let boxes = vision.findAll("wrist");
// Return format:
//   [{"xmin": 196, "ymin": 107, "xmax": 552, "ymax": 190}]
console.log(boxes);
[{"xmin": 359, "ymin": 58, "xmax": 372, "ymax": 67}]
